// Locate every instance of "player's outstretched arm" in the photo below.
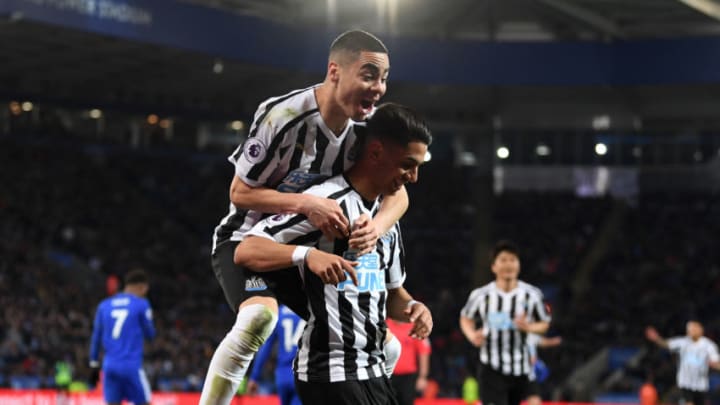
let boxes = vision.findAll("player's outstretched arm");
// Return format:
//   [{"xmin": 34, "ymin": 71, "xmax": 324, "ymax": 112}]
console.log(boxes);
[
  {"xmin": 235, "ymin": 236, "xmax": 358, "ymax": 285},
  {"xmin": 645, "ymin": 326, "xmax": 669, "ymax": 349},
  {"xmin": 387, "ymin": 287, "xmax": 432, "ymax": 339},
  {"xmin": 230, "ymin": 176, "xmax": 349, "ymax": 240},
  {"xmin": 349, "ymin": 186, "xmax": 408, "ymax": 254}
]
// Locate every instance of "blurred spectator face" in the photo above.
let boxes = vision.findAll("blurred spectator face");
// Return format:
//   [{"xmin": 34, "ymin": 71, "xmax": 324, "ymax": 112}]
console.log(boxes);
[
  {"xmin": 491, "ymin": 251, "xmax": 521, "ymax": 281},
  {"xmin": 686, "ymin": 321, "xmax": 703, "ymax": 340}
]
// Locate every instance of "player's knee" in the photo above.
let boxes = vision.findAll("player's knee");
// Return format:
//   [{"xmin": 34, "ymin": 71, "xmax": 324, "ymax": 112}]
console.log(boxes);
[
  {"xmin": 229, "ymin": 304, "xmax": 278, "ymax": 351},
  {"xmin": 383, "ymin": 333, "xmax": 402, "ymax": 376}
]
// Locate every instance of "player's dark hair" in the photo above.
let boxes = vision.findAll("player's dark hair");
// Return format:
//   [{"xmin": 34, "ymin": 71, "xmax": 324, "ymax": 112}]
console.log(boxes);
[
  {"xmin": 330, "ymin": 30, "xmax": 388, "ymax": 58},
  {"xmin": 491, "ymin": 240, "xmax": 520, "ymax": 262},
  {"xmin": 124, "ymin": 269, "xmax": 149, "ymax": 285},
  {"xmin": 366, "ymin": 103, "xmax": 432, "ymax": 147}
]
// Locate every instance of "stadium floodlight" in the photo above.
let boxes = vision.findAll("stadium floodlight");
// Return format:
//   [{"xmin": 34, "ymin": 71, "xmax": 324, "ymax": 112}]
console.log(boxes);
[
  {"xmin": 89, "ymin": 109, "xmax": 103, "ymax": 119},
  {"xmin": 497, "ymin": 146, "xmax": 510, "ymax": 159},
  {"xmin": 536, "ymin": 144, "xmax": 551, "ymax": 156},
  {"xmin": 21, "ymin": 101, "xmax": 33, "ymax": 112},
  {"xmin": 231, "ymin": 120, "xmax": 245, "ymax": 131},
  {"xmin": 424, "ymin": 151, "xmax": 432, "ymax": 162},
  {"xmin": 594, "ymin": 143, "xmax": 608, "ymax": 156}
]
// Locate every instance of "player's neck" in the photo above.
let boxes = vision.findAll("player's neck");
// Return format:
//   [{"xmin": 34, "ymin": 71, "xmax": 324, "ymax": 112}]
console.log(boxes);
[
  {"xmin": 315, "ymin": 85, "xmax": 349, "ymax": 136},
  {"xmin": 344, "ymin": 169, "xmax": 380, "ymax": 203},
  {"xmin": 495, "ymin": 278, "xmax": 518, "ymax": 292}
]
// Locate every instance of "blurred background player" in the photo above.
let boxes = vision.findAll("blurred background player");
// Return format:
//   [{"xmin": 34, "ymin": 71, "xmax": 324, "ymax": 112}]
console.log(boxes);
[
  {"xmin": 387, "ymin": 318, "xmax": 432, "ymax": 405},
  {"xmin": 88, "ymin": 270, "xmax": 155, "ymax": 405},
  {"xmin": 201, "ymin": 29, "xmax": 408, "ymax": 405},
  {"xmin": 246, "ymin": 304, "xmax": 305, "ymax": 405},
  {"xmin": 526, "ymin": 334, "xmax": 562, "ymax": 405},
  {"xmin": 460, "ymin": 240, "xmax": 551, "ymax": 405},
  {"xmin": 646, "ymin": 321, "xmax": 720, "ymax": 405}
]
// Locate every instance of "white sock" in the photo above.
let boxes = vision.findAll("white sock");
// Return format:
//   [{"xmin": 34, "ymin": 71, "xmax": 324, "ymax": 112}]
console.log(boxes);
[
  {"xmin": 383, "ymin": 333, "xmax": 402, "ymax": 377},
  {"xmin": 199, "ymin": 304, "xmax": 277, "ymax": 405}
]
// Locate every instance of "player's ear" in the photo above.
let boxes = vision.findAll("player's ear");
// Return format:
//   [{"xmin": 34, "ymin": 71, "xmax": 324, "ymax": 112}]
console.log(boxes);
[
  {"xmin": 328, "ymin": 61, "xmax": 340, "ymax": 83},
  {"xmin": 367, "ymin": 140, "xmax": 383, "ymax": 161}
]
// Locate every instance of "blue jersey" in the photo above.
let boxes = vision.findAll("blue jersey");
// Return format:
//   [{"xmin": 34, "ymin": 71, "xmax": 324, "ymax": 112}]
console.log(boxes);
[
  {"xmin": 89, "ymin": 292, "xmax": 156, "ymax": 370},
  {"xmin": 250, "ymin": 305, "xmax": 306, "ymax": 383}
]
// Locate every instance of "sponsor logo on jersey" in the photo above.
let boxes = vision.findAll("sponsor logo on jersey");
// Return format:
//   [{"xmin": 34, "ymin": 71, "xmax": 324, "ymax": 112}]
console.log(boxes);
[
  {"xmin": 277, "ymin": 171, "xmax": 328, "ymax": 193},
  {"xmin": 337, "ymin": 252, "xmax": 385, "ymax": 293}
]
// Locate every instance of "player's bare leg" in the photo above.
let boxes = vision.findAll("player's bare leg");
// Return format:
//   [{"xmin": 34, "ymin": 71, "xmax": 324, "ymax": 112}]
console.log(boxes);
[{"xmin": 199, "ymin": 296, "xmax": 279, "ymax": 405}]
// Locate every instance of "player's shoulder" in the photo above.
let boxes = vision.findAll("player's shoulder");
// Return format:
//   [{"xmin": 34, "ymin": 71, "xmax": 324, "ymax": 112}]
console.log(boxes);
[
  {"xmin": 518, "ymin": 280, "xmax": 544, "ymax": 296},
  {"xmin": 468, "ymin": 282, "xmax": 495, "ymax": 298},
  {"xmin": 302, "ymin": 174, "xmax": 351, "ymax": 199},
  {"xmin": 256, "ymin": 85, "xmax": 319, "ymax": 130}
]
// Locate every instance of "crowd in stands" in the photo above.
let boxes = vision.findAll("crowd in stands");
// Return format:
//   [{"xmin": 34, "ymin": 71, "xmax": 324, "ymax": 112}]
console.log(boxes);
[{"xmin": 2, "ymin": 131, "xmax": 719, "ymax": 402}]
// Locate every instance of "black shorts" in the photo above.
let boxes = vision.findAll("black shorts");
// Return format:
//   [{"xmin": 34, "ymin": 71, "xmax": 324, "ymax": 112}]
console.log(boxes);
[
  {"xmin": 479, "ymin": 364, "xmax": 529, "ymax": 405},
  {"xmin": 212, "ymin": 240, "xmax": 309, "ymax": 319},
  {"xmin": 391, "ymin": 373, "xmax": 417, "ymax": 405},
  {"xmin": 526, "ymin": 379, "xmax": 541, "ymax": 397},
  {"xmin": 296, "ymin": 376, "xmax": 398, "ymax": 405},
  {"xmin": 679, "ymin": 388, "xmax": 707, "ymax": 405}
]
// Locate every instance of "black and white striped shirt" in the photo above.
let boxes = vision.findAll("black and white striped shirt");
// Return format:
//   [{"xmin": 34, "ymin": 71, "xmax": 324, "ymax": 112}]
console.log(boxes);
[
  {"xmin": 461, "ymin": 281, "xmax": 550, "ymax": 376},
  {"xmin": 246, "ymin": 175, "xmax": 406, "ymax": 383},
  {"xmin": 213, "ymin": 85, "xmax": 363, "ymax": 252},
  {"xmin": 667, "ymin": 336, "xmax": 720, "ymax": 391}
]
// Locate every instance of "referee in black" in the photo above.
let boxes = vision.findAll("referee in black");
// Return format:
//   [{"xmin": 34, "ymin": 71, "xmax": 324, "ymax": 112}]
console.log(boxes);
[{"xmin": 460, "ymin": 240, "xmax": 551, "ymax": 405}]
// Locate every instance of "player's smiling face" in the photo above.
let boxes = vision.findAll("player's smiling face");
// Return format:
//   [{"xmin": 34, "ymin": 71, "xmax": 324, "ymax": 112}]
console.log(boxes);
[
  {"xmin": 336, "ymin": 51, "xmax": 389, "ymax": 121},
  {"xmin": 492, "ymin": 251, "xmax": 521, "ymax": 281},
  {"xmin": 373, "ymin": 140, "xmax": 426, "ymax": 196}
]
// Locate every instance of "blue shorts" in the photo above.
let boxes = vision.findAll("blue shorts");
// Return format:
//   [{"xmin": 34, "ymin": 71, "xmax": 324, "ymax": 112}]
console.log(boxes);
[
  {"xmin": 276, "ymin": 369, "xmax": 301, "ymax": 405},
  {"xmin": 103, "ymin": 366, "xmax": 152, "ymax": 405}
]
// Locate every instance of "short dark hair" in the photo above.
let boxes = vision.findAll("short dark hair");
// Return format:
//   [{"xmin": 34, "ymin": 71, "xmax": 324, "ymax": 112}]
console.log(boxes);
[
  {"xmin": 491, "ymin": 240, "xmax": 520, "ymax": 262},
  {"xmin": 124, "ymin": 269, "xmax": 149, "ymax": 285},
  {"xmin": 330, "ymin": 30, "xmax": 388, "ymax": 59},
  {"xmin": 366, "ymin": 103, "xmax": 432, "ymax": 147}
]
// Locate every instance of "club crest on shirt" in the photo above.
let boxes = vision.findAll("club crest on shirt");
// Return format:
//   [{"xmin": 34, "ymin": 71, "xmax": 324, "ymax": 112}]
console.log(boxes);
[
  {"xmin": 267, "ymin": 214, "xmax": 288, "ymax": 225},
  {"xmin": 245, "ymin": 275, "xmax": 267, "ymax": 291},
  {"xmin": 243, "ymin": 138, "xmax": 267, "ymax": 164}
]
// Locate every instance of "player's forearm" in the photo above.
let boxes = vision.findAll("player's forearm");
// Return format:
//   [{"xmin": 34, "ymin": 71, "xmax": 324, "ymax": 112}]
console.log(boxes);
[
  {"xmin": 386, "ymin": 287, "xmax": 414, "ymax": 321},
  {"xmin": 375, "ymin": 186, "xmax": 409, "ymax": 234},
  {"xmin": 651, "ymin": 337, "xmax": 669, "ymax": 349},
  {"xmin": 230, "ymin": 176, "xmax": 310, "ymax": 214},
  {"xmin": 234, "ymin": 236, "xmax": 300, "ymax": 271},
  {"xmin": 418, "ymin": 353, "xmax": 430, "ymax": 378},
  {"xmin": 459, "ymin": 316, "xmax": 478, "ymax": 341},
  {"xmin": 710, "ymin": 360, "xmax": 720, "ymax": 371},
  {"xmin": 524, "ymin": 321, "xmax": 550, "ymax": 335}
]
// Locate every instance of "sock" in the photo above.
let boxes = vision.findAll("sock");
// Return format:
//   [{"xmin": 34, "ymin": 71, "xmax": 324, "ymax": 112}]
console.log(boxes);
[{"xmin": 199, "ymin": 304, "xmax": 277, "ymax": 405}]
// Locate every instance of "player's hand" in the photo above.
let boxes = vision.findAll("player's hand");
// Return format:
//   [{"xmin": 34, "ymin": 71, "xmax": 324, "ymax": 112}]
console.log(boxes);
[
  {"xmin": 416, "ymin": 375, "xmax": 428, "ymax": 393},
  {"xmin": 405, "ymin": 301, "xmax": 433, "ymax": 339},
  {"xmin": 303, "ymin": 195, "xmax": 350, "ymax": 240},
  {"xmin": 306, "ymin": 249, "xmax": 358, "ymax": 285},
  {"xmin": 89, "ymin": 366, "xmax": 100, "ymax": 387},
  {"xmin": 513, "ymin": 313, "xmax": 529, "ymax": 332},
  {"xmin": 349, "ymin": 214, "xmax": 379, "ymax": 255},
  {"xmin": 645, "ymin": 326, "xmax": 660, "ymax": 342},
  {"xmin": 246, "ymin": 380, "xmax": 259, "ymax": 396},
  {"xmin": 468, "ymin": 329, "xmax": 485, "ymax": 347}
]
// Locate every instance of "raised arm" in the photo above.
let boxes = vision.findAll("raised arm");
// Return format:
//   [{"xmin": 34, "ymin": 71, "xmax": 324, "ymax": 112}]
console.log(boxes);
[
  {"xmin": 349, "ymin": 186, "xmax": 408, "ymax": 254},
  {"xmin": 230, "ymin": 176, "xmax": 349, "ymax": 240},
  {"xmin": 645, "ymin": 326, "xmax": 670, "ymax": 349}
]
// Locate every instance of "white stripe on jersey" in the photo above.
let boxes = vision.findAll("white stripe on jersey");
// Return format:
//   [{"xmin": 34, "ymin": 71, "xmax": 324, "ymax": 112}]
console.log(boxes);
[
  {"xmin": 212, "ymin": 85, "xmax": 363, "ymax": 253},
  {"xmin": 461, "ymin": 281, "xmax": 550, "ymax": 377},
  {"xmin": 668, "ymin": 336, "xmax": 720, "ymax": 391},
  {"xmin": 247, "ymin": 175, "xmax": 406, "ymax": 383}
]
